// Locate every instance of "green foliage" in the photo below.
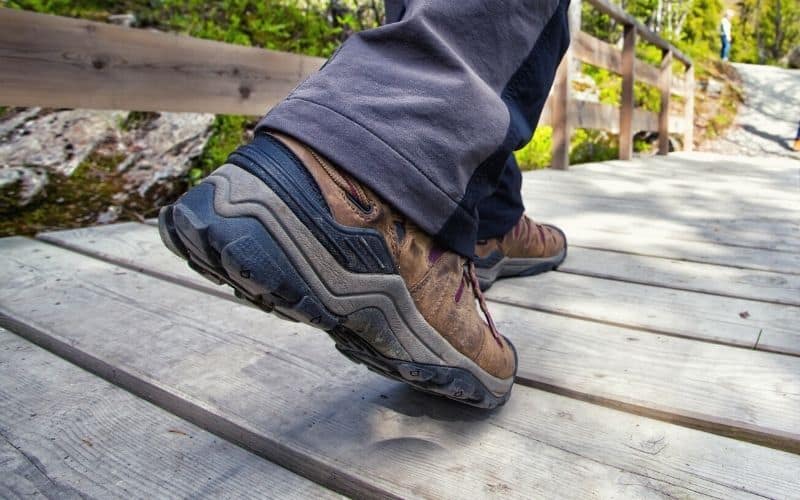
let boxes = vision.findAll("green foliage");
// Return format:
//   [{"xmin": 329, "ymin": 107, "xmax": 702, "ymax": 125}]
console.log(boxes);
[
  {"xmin": 515, "ymin": 127, "xmax": 624, "ymax": 170},
  {"xmin": 515, "ymin": 126, "xmax": 553, "ymax": 170},
  {"xmin": 569, "ymin": 129, "xmax": 619, "ymax": 164},
  {"xmin": 189, "ymin": 115, "xmax": 251, "ymax": 184},
  {"xmin": 733, "ymin": 0, "xmax": 800, "ymax": 64}
]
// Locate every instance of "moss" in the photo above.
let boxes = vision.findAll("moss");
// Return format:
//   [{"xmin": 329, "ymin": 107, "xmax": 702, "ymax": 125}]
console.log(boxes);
[
  {"xmin": 0, "ymin": 106, "xmax": 8, "ymax": 119},
  {"xmin": 120, "ymin": 111, "xmax": 159, "ymax": 131},
  {"xmin": 0, "ymin": 152, "xmax": 128, "ymax": 237}
]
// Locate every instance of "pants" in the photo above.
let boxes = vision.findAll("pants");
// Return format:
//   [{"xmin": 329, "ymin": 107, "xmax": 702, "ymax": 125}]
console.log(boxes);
[
  {"xmin": 257, "ymin": 0, "xmax": 571, "ymax": 256},
  {"xmin": 720, "ymin": 36, "xmax": 730, "ymax": 61}
]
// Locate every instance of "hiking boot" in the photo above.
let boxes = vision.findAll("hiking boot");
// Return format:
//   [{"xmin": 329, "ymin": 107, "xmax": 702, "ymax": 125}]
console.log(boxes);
[
  {"xmin": 158, "ymin": 132, "xmax": 516, "ymax": 408},
  {"xmin": 474, "ymin": 215, "xmax": 567, "ymax": 290}
]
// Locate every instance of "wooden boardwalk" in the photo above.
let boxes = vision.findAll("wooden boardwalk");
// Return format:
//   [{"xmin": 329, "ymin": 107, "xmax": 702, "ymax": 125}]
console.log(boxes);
[{"xmin": 1, "ymin": 152, "xmax": 799, "ymax": 498}]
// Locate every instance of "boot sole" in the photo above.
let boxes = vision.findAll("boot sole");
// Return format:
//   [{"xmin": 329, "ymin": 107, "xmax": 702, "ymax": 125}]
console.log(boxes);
[
  {"xmin": 159, "ymin": 165, "xmax": 515, "ymax": 409},
  {"xmin": 476, "ymin": 226, "xmax": 568, "ymax": 291}
]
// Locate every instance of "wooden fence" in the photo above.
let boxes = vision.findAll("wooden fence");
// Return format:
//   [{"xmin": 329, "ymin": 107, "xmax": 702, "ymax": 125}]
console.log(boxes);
[{"xmin": 0, "ymin": 3, "xmax": 692, "ymax": 170}]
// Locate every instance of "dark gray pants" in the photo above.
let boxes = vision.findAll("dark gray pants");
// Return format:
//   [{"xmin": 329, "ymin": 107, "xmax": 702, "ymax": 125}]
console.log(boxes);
[{"xmin": 258, "ymin": 0, "xmax": 570, "ymax": 256}]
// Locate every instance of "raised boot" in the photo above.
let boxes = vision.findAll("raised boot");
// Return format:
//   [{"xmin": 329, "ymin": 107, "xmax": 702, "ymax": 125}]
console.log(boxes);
[{"xmin": 159, "ymin": 132, "xmax": 517, "ymax": 408}]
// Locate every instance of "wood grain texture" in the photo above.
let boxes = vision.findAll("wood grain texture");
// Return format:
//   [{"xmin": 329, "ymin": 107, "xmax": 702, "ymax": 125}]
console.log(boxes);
[
  {"xmin": 0, "ymin": 9, "xmax": 323, "ymax": 114},
  {"xmin": 33, "ymin": 224, "xmax": 800, "ymax": 453},
  {"xmin": 0, "ymin": 328, "xmax": 339, "ymax": 499},
  {"xmin": 41, "ymin": 221, "xmax": 800, "ymax": 308},
  {"xmin": 559, "ymin": 247, "xmax": 800, "ymax": 306},
  {"xmin": 487, "ymin": 271, "xmax": 797, "ymax": 347},
  {"xmin": 2, "ymin": 238, "xmax": 799, "ymax": 498}
]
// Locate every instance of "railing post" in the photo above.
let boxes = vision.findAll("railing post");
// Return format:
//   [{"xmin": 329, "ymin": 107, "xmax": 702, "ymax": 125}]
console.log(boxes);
[
  {"xmin": 551, "ymin": 56, "xmax": 571, "ymax": 170},
  {"xmin": 657, "ymin": 49, "xmax": 672, "ymax": 155},
  {"xmin": 551, "ymin": 0, "xmax": 580, "ymax": 170},
  {"xmin": 619, "ymin": 23, "xmax": 636, "ymax": 160},
  {"xmin": 683, "ymin": 64, "xmax": 695, "ymax": 151}
]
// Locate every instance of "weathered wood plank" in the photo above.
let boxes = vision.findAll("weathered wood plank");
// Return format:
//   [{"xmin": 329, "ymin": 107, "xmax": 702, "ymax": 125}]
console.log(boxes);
[
  {"xmin": 34, "ymin": 224, "xmax": 800, "ymax": 452},
  {"xmin": 572, "ymin": 32, "xmax": 620, "ymax": 72},
  {"xmin": 2, "ymin": 237, "xmax": 798, "ymax": 498},
  {"xmin": 520, "ymin": 191, "xmax": 800, "ymax": 254},
  {"xmin": 490, "ymin": 304, "xmax": 800, "ymax": 452},
  {"xmin": 487, "ymin": 272, "xmax": 797, "ymax": 348},
  {"xmin": 0, "ymin": 9, "xmax": 324, "ymax": 114},
  {"xmin": 43, "ymin": 223, "xmax": 799, "ymax": 351},
  {"xmin": 42, "ymin": 222, "xmax": 800, "ymax": 308},
  {"xmin": 0, "ymin": 328, "xmax": 339, "ymax": 499},
  {"xmin": 560, "ymin": 247, "xmax": 800, "ymax": 306}
]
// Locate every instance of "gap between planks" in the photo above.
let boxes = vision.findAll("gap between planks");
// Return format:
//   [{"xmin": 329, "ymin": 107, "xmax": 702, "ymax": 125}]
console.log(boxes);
[{"xmin": 28, "ymin": 229, "xmax": 800, "ymax": 454}]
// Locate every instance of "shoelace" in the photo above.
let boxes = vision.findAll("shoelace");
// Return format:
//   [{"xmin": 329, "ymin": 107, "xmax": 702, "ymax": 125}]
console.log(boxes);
[{"xmin": 466, "ymin": 261, "xmax": 503, "ymax": 348}]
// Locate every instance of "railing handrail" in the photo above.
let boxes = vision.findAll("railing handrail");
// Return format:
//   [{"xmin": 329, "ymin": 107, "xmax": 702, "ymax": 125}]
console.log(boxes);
[
  {"xmin": 585, "ymin": 0, "xmax": 692, "ymax": 66},
  {"xmin": 0, "ymin": 5, "xmax": 693, "ymax": 171}
]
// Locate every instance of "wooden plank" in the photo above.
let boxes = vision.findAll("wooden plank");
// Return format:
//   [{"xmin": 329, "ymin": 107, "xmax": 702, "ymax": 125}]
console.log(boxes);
[
  {"xmin": 490, "ymin": 304, "xmax": 800, "ymax": 452},
  {"xmin": 0, "ymin": 9, "xmax": 324, "ymax": 114},
  {"xmin": 41, "ymin": 223, "xmax": 799, "ymax": 348},
  {"xmin": 572, "ymin": 32, "xmax": 620, "ymax": 72},
  {"xmin": 619, "ymin": 24, "xmax": 636, "ymax": 160},
  {"xmin": 658, "ymin": 50, "xmax": 672, "ymax": 155},
  {"xmin": 33, "ymin": 224, "xmax": 800, "ymax": 451},
  {"xmin": 519, "ymin": 188, "xmax": 800, "ymax": 253},
  {"xmin": 40, "ymin": 221, "xmax": 800, "ymax": 308},
  {"xmin": 2, "ymin": 238, "xmax": 799, "ymax": 498},
  {"xmin": 0, "ymin": 327, "xmax": 339, "ymax": 499},
  {"xmin": 560, "ymin": 247, "xmax": 800, "ymax": 306},
  {"xmin": 556, "ymin": 100, "xmax": 682, "ymax": 135},
  {"xmin": 487, "ymin": 271, "xmax": 797, "ymax": 348}
]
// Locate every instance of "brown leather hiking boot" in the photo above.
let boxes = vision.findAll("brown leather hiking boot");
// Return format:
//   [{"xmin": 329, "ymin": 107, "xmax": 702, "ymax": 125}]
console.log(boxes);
[
  {"xmin": 474, "ymin": 215, "xmax": 567, "ymax": 290},
  {"xmin": 158, "ymin": 131, "xmax": 516, "ymax": 408}
]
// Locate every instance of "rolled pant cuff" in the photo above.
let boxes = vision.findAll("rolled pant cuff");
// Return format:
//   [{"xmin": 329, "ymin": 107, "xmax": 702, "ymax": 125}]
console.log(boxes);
[{"xmin": 257, "ymin": 97, "xmax": 479, "ymax": 256}]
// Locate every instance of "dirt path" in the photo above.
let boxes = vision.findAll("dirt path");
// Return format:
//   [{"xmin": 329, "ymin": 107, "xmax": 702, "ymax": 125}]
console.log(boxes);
[{"xmin": 703, "ymin": 63, "xmax": 800, "ymax": 159}]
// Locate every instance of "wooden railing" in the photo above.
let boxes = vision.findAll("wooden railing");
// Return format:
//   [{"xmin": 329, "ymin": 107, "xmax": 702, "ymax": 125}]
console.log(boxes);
[
  {"xmin": 544, "ymin": 0, "xmax": 694, "ymax": 168},
  {"xmin": 0, "ymin": 2, "xmax": 692, "ymax": 170}
]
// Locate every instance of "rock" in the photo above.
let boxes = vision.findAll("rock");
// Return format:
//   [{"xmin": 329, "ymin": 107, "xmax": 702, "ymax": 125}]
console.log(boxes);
[
  {"xmin": 0, "ymin": 166, "xmax": 48, "ymax": 212},
  {"xmin": 0, "ymin": 108, "xmax": 42, "ymax": 138},
  {"xmin": 96, "ymin": 205, "xmax": 122, "ymax": 224},
  {"xmin": 0, "ymin": 109, "xmax": 125, "ymax": 176},
  {"xmin": 108, "ymin": 13, "xmax": 137, "ymax": 27},
  {"xmin": 788, "ymin": 46, "xmax": 800, "ymax": 69},
  {"xmin": 119, "ymin": 112, "xmax": 214, "ymax": 198}
]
